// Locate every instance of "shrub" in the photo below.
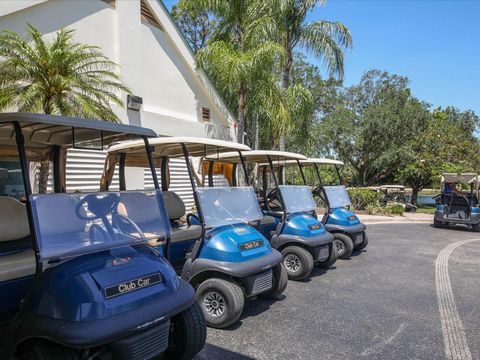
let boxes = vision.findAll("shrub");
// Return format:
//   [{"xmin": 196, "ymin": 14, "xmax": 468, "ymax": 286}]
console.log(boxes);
[
  {"xmin": 385, "ymin": 204, "xmax": 405, "ymax": 215},
  {"xmin": 364, "ymin": 204, "xmax": 404, "ymax": 216},
  {"xmin": 348, "ymin": 188, "xmax": 383, "ymax": 210}
]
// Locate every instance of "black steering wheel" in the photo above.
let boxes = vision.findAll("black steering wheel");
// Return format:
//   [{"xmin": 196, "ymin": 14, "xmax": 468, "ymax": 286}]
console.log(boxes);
[
  {"xmin": 75, "ymin": 193, "xmax": 120, "ymax": 220},
  {"xmin": 265, "ymin": 188, "xmax": 283, "ymax": 212},
  {"xmin": 312, "ymin": 186, "xmax": 323, "ymax": 198}
]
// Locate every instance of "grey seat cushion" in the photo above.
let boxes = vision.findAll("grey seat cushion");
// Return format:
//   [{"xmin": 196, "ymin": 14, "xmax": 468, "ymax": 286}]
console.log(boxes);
[
  {"xmin": 0, "ymin": 197, "xmax": 30, "ymax": 242},
  {"xmin": 171, "ymin": 224, "xmax": 202, "ymax": 243},
  {"xmin": 163, "ymin": 191, "xmax": 186, "ymax": 220},
  {"xmin": 0, "ymin": 250, "xmax": 36, "ymax": 282}
]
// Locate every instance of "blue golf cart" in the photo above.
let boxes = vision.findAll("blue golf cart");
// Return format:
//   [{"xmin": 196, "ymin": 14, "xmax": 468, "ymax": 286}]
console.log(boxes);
[
  {"xmin": 104, "ymin": 137, "xmax": 286, "ymax": 328},
  {"xmin": 0, "ymin": 113, "xmax": 206, "ymax": 360},
  {"xmin": 207, "ymin": 151, "xmax": 336, "ymax": 281},
  {"xmin": 433, "ymin": 173, "xmax": 480, "ymax": 231},
  {"xmin": 270, "ymin": 158, "xmax": 368, "ymax": 258}
]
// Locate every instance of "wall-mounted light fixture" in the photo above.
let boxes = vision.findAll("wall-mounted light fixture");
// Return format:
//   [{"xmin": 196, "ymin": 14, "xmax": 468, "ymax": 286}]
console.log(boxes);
[{"xmin": 127, "ymin": 94, "xmax": 143, "ymax": 111}]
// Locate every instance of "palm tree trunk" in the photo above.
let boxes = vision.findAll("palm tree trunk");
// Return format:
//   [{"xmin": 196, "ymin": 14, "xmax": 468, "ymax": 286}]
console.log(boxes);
[
  {"xmin": 38, "ymin": 161, "xmax": 50, "ymax": 194},
  {"xmin": 237, "ymin": 82, "xmax": 246, "ymax": 144},
  {"xmin": 38, "ymin": 103, "xmax": 52, "ymax": 194},
  {"xmin": 253, "ymin": 114, "xmax": 259, "ymax": 150},
  {"xmin": 279, "ymin": 46, "xmax": 293, "ymax": 151}
]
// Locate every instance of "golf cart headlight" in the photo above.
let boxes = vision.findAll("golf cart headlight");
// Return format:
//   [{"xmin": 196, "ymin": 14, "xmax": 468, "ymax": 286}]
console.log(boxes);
[{"xmin": 347, "ymin": 215, "xmax": 356, "ymax": 221}]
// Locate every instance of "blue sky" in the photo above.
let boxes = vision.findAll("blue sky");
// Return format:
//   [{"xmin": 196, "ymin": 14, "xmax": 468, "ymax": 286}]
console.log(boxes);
[{"xmin": 164, "ymin": 0, "xmax": 480, "ymax": 113}]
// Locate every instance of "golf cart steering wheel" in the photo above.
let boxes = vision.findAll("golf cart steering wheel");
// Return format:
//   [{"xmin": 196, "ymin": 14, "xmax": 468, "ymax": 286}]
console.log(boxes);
[
  {"xmin": 312, "ymin": 186, "xmax": 323, "ymax": 198},
  {"xmin": 265, "ymin": 188, "xmax": 283, "ymax": 212},
  {"xmin": 75, "ymin": 193, "xmax": 120, "ymax": 221}
]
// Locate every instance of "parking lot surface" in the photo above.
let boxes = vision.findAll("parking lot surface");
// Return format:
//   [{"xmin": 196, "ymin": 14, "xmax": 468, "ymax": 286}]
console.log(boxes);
[{"xmin": 196, "ymin": 223, "xmax": 480, "ymax": 360}]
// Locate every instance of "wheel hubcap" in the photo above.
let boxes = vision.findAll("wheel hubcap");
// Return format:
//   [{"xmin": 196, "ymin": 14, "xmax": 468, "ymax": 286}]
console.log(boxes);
[
  {"xmin": 334, "ymin": 239, "xmax": 345, "ymax": 256},
  {"xmin": 284, "ymin": 254, "xmax": 301, "ymax": 273},
  {"xmin": 203, "ymin": 291, "xmax": 226, "ymax": 317}
]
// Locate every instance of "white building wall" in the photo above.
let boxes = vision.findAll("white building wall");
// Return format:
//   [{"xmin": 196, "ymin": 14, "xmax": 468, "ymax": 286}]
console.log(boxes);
[{"xmin": 0, "ymin": 0, "xmax": 236, "ymax": 207}]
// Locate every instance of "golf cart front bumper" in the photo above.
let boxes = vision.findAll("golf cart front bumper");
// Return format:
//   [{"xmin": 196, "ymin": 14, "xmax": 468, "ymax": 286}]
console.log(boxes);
[
  {"xmin": 13, "ymin": 279, "xmax": 194, "ymax": 355},
  {"xmin": 271, "ymin": 231, "xmax": 334, "ymax": 250},
  {"xmin": 182, "ymin": 248, "xmax": 283, "ymax": 280}
]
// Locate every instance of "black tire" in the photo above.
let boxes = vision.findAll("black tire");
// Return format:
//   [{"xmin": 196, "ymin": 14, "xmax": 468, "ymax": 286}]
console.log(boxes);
[
  {"xmin": 20, "ymin": 342, "xmax": 80, "ymax": 360},
  {"xmin": 472, "ymin": 223, "xmax": 480, "ymax": 232},
  {"xmin": 195, "ymin": 278, "xmax": 244, "ymax": 329},
  {"xmin": 317, "ymin": 243, "xmax": 338, "ymax": 268},
  {"xmin": 281, "ymin": 246, "xmax": 314, "ymax": 280},
  {"xmin": 433, "ymin": 218, "xmax": 443, "ymax": 229},
  {"xmin": 165, "ymin": 302, "xmax": 207, "ymax": 360},
  {"xmin": 258, "ymin": 263, "xmax": 288, "ymax": 300},
  {"xmin": 355, "ymin": 232, "xmax": 369, "ymax": 251},
  {"xmin": 332, "ymin": 233, "xmax": 354, "ymax": 259}
]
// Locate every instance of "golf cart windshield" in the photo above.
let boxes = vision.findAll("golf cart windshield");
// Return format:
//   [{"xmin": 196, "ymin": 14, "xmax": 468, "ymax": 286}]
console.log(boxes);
[
  {"xmin": 323, "ymin": 185, "xmax": 351, "ymax": 208},
  {"xmin": 196, "ymin": 187, "xmax": 263, "ymax": 228},
  {"xmin": 278, "ymin": 185, "xmax": 316, "ymax": 213},
  {"xmin": 30, "ymin": 190, "xmax": 171, "ymax": 262}
]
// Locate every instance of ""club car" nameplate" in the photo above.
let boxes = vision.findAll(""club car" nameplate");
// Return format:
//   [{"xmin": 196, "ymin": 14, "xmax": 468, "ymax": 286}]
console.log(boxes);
[
  {"xmin": 239, "ymin": 240, "xmax": 263, "ymax": 251},
  {"xmin": 104, "ymin": 273, "xmax": 162, "ymax": 299}
]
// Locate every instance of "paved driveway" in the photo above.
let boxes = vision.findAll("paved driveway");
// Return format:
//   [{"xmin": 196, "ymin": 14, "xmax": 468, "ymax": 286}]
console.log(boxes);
[{"xmin": 196, "ymin": 223, "xmax": 480, "ymax": 360}]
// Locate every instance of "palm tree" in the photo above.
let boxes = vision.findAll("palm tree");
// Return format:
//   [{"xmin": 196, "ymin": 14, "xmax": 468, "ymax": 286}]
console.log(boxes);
[
  {"xmin": 275, "ymin": 0, "xmax": 352, "ymax": 149},
  {"xmin": 181, "ymin": 0, "xmax": 286, "ymax": 144},
  {"xmin": 0, "ymin": 24, "xmax": 130, "ymax": 192}
]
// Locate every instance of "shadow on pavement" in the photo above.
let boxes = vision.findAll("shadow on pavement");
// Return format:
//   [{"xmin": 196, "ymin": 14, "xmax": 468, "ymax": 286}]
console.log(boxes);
[{"xmin": 196, "ymin": 343, "xmax": 255, "ymax": 359}]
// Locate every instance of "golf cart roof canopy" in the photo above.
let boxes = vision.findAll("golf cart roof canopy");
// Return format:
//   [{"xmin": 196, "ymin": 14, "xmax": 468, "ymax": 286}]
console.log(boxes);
[
  {"xmin": 305, "ymin": 158, "xmax": 344, "ymax": 166},
  {"xmin": 378, "ymin": 185, "xmax": 406, "ymax": 189},
  {"xmin": 108, "ymin": 136, "xmax": 251, "ymax": 158},
  {"xmin": 441, "ymin": 173, "xmax": 479, "ymax": 184},
  {"xmin": 257, "ymin": 157, "xmax": 344, "ymax": 168},
  {"xmin": 0, "ymin": 112, "xmax": 156, "ymax": 148},
  {"xmin": 210, "ymin": 150, "xmax": 307, "ymax": 164}
]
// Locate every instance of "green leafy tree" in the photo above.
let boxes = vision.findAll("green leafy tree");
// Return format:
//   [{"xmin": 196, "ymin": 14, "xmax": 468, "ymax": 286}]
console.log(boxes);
[
  {"xmin": 0, "ymin": 25, "xmax": 130, "ymax": 192},
  {"xmin": 184, "ymin": 0, "xmax": 290, "ymax": 143},
  {"xmin": 273, "ymin": 0, "xmax": 352, "ymax": 149},
  {"xmin": 171, "ymin": 2, "xmax": 217, "ymax": 53},
  {"xmin": 397, "ymin": 108, "xmax": 480, "ymax": 204},
  {"xmin": 315, "ymin": 70, "xmax": 427, "ymax": 185}
]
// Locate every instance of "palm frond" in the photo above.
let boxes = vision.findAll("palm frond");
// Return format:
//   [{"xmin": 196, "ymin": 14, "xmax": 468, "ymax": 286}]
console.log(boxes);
[{"xmin": 299, "ymin": 20, "xmax": 352, "ymax": 79}]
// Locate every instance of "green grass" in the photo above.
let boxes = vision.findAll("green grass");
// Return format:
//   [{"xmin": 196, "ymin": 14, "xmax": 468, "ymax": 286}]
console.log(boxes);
[{"xmin": 416, "ymin": 205, "xmax": 436, "ymax": 214}]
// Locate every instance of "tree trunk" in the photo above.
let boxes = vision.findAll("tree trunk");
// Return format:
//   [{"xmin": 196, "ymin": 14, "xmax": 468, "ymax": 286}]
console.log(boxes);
[
  {"xmin": 357, "ymin": 167, "xmax": 365, "ymax": 187},
  {"xmin": 236, "ymin": 83, "xmax": 246, "ymax": 144},
  {"xmin": 410, "ymin": 187, "xmax": 419, "ymax": 206},
  {"xmin": 278, "ymin": 45, "xmax": 293, "ymax": 151},
  {"xmin": 37, "ymin": 160, "xmax": 50, "ymax": 194},
  {"xmin": 253, "ymin": 114, "xmax": 259, "ymax": 150},
  {"xmin": 37, "ymin": 105, "xmax": 52, "ymax": 194}
]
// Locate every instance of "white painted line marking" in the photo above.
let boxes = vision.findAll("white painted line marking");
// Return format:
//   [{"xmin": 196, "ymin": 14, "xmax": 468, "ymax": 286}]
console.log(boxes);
[{"xmin": 435, "ymin": 238, "xmax": 480, "ymax": 360}]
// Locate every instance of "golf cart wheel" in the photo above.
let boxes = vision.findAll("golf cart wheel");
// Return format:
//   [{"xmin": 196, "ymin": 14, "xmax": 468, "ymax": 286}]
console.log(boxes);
[
  {"xmin": 20, "ymin": 342, "xmax": 80, "ymax": 360},
  {"xmin": 165, "ymin": 302, "xmax": 207, "ymax": 360},
  {"xmin": 332, "ymin": 233, "xmax": 354, "ymax": 259},
  {"xmin": 281, "ymin": 246, "xmax": 314, "ymax": 280},
  {"xmin": 258, "ymin": 263, "xmax": 288, "ymax": 300},
  {"xmin": 317, "ymin": 243, "xmax": 338, "ymax": 269},
  {"xmin": 472, "ymin": 223, "xmax": 480, "ymax": 232},
  {"xmin": 433, "ymin": 218, "xmax": 443, "ymax": 229},
  {"xmin": 355, "ymin": 232, "xmax": 369, "ymax": 251},
  {"xmin": 196, "ymin": 278, "xmax": 244, "ymax": 329}
]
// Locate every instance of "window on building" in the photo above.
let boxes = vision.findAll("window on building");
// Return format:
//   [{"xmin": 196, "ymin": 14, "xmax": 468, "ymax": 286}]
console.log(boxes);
[
  {"xmin": 141, "ymin": 0, "xmax": 164, "ymax": 30},
  {"xmin": 202, "ymin": 107, "xmax": 211, "ymax": 122}
]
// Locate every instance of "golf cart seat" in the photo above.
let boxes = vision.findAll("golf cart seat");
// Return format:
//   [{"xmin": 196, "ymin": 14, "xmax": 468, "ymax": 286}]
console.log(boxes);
[
  {"xmin": 163, "ymin": 191, "xmax": 202, "ymax": 243},
  {"xmin": 249, "ymin": 215, "xmax": 276, "ymax": 227},
  {"xmin": 0, "ymin": 197, "xmax": 35, "ymax": 282}
]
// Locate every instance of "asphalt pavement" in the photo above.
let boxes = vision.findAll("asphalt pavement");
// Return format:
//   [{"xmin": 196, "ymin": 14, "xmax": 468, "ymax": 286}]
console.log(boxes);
[{"xmin": 196, "ymin": 222, "xmax": 480, "ymax": 360}]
